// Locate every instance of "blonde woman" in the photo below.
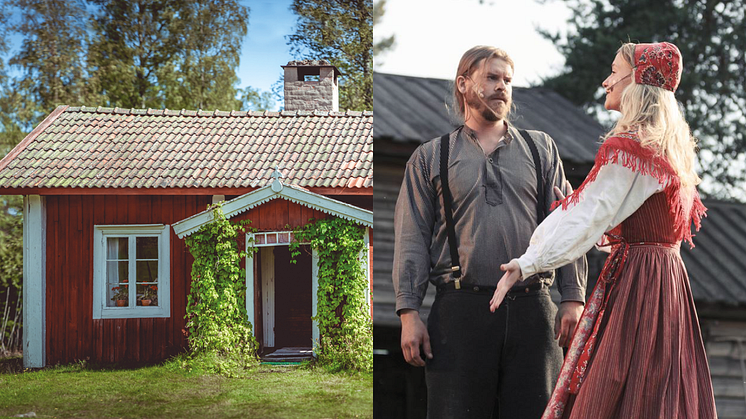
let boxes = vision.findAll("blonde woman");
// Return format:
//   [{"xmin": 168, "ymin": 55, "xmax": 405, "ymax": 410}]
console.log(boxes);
[{"xmin": 489, "ymin": 42, "xmax": 717, "ymax": 418}]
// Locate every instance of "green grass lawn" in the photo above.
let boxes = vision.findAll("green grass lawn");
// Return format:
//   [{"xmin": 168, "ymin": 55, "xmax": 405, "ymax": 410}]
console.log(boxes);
[{"xmin": 0, "ymin": 357, "xmax": 372, "ymax": 418}]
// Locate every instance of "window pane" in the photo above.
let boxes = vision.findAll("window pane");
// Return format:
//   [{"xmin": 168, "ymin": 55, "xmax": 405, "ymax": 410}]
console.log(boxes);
[
  {"xmin": 106, "ymin": 261, "xmax": 129, "ymax": 307},
  {"xmin": 136, "ymin": 261, "xmax": 159, "ymax": 283},
  {"xmin": 106, "ymin": 237, "xmax": 128, "ymax": 260},
  {"xmin": 137, "ymin": 283, "xmax": 159, "ymax": 307},
  {"xmin": 136, "ymin": 237, "xmax": 158, "ymax": 259}
]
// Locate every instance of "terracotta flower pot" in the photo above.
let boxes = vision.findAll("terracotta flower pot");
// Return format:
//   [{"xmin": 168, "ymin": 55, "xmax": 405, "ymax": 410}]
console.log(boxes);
[
  {"xmin": 141, "ymin": 299, "xmax": 151, "ymax": 306},
  {"xmin": 116, "ymin": 300, "xmax": 126, "ymax": 307}
]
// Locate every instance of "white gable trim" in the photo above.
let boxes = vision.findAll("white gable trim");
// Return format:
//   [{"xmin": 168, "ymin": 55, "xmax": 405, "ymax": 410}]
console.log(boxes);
[{"xmin": 172, "ymin": 184, "xmax": 373, "ymax": 238}]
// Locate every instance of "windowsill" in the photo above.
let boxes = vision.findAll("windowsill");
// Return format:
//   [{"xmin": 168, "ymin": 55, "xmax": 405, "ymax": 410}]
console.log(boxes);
[{"xmin": 98, "ymin": 305, "xmax": 170, "ymax": 319}]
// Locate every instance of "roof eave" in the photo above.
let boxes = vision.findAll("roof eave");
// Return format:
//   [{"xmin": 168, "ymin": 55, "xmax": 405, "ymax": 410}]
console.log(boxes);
[{"xmin": 0, "ymin": 186, "xmax": 373, "ymax": 196}]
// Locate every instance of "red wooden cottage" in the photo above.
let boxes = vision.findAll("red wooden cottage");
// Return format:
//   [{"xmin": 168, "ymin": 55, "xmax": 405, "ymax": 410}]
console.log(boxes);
[{"xmin": 0, "ymin": 61, "xmax": 373, "ymax": 368}]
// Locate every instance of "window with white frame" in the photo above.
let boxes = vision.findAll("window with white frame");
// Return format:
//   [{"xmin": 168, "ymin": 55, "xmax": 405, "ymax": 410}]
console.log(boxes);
[{"xmin": 93, "ymin": 225, "xmax": 170, "ymax": 319}]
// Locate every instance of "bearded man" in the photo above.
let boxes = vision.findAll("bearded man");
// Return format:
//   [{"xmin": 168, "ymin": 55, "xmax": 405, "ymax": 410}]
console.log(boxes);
[{"xmin": 392, "ymin": 46, "xmax": 588, "ymax": 418}]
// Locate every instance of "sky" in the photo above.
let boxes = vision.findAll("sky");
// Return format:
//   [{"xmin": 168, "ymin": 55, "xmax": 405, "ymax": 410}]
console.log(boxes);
[
  {"xmin": 374, "ymin": 0, "xmax": 574, "ymax": 88},
  {"xmin": 239, "ymin": 0, "xmax": 296, "ymax": 109}
]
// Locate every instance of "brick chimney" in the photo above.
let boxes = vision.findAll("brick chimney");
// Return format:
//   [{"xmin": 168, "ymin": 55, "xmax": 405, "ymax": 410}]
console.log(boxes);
[{"xmin": 282, "ymin": 60, "xmax": 341, "ymax": 111}]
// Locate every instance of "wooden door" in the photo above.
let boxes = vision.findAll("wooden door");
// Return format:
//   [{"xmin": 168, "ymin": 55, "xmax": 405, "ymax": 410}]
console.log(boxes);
[{"xmin": 273, "ymin": 245, "xmax": 312, "ymax": 348}]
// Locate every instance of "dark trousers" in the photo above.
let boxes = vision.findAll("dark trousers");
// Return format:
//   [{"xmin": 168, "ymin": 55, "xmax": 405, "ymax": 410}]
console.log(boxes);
[{"xmin": 425, "ymin": 285, "xmax": 562, "ymax": 419}]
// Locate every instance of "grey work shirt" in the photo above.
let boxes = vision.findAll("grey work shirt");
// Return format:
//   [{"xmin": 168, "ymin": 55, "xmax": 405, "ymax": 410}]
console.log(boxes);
[{"xmin": 393, "ymin": 124, "xmax": 588, "ymax": 314}]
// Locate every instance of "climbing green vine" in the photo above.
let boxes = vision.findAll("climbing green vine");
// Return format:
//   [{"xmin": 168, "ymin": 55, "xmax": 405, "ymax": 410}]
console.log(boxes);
[
  {"xmin": 183, "ymin": 203, "xmax": 258, "ymax": 376},
  {"xmin": 292, "ymin": 217, "xmax": 373, "ymax": 373}
]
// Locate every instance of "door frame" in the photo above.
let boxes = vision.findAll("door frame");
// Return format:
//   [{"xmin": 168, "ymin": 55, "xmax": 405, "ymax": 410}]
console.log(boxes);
[{"xmin": 246, "ymin": 231, "xmax": 318, "ymax": 351}]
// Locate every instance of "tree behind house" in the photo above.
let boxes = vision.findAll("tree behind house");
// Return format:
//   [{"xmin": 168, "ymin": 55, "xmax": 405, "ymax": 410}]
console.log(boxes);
[{"xmin": 287, "ymin": 0, "xmax": 373, "ymax": 111}]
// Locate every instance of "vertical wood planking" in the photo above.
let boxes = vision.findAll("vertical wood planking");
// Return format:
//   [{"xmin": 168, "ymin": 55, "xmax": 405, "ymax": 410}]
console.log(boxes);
[
  {"xmin": 277, "ymin": 200, "xmax": 289, "ymax": 230},
  {"xmin": 173, "ymin": 195, "xmax": 189, "ymax": 350},
  {"xmin": 114, "ymin": 318, "xmax": 123, "ymax": 363},
  {"xmin": 58, "ymin": 196, "xmax": 70, "ymax": 363},
  {"xmin": 168, "ymin": 194, "xmax": 180, "ymax": 353},
  {"xmin": 141, "ymin": 318, "xmax": 153, "ymax": 363},
  {"xmin": 45, "ymin": 197, "xmax": 58, "ymax": 364},
  {"xmin": 93, "ymin": 319, "xmax": 102, "ymax": 362},
  {"xmin": 79, "ymin": 195, "xmax": 93, "ymax": 360},
  {"xmin": 288, "ymin": 201, "xmax": 302, "ymax": 229},
  {"xmin": 68, "ymin": 195, "xmax": 81, "ymax": 362}
]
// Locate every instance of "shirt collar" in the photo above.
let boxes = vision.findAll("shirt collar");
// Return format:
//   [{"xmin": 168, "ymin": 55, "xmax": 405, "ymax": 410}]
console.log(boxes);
[{"xmin": 461, "ymin": 122, "xmax": 514, "ymax": 145}]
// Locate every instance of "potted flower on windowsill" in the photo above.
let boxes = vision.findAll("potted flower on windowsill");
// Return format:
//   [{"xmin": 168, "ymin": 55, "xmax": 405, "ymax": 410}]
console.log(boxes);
[
  {"xmin": 111, "ymin": 284, "xmax": 129, "ymax": 307},
  {"xmin": 140, "ymin": 285, "xmax": 158, "ymax": 306}
]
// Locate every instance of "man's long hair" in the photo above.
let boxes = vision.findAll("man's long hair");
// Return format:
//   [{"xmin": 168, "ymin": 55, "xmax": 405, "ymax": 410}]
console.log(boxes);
[
  {"xmin": 606, "ymin": 43, "xmax": 700, "ymax": 188},
  {"xmin": 452, "ymin": 46, "xmax": 515, "ymax": 122}
]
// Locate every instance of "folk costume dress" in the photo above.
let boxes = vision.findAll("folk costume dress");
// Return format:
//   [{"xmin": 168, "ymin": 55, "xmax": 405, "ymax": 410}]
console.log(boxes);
[{"xmin": 514, "ymin": 131, "xmax": 717, "ymax": 419}]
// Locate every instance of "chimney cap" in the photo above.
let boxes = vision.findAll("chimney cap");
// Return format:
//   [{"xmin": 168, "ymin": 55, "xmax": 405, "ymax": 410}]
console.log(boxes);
[{"xmin": 282, "ymin": 59, "xmax": 342, "ymax": 76}]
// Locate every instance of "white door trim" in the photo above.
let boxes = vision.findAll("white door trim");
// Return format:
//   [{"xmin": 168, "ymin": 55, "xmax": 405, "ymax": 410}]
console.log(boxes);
[{"xmin": 245, "ymin": 233, "xmax": 318, "ymax": 351}]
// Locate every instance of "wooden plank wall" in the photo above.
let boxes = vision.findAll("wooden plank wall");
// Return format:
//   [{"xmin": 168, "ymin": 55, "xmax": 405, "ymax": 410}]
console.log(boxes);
[
  {"xmin": 44, "ymin": 194, "xmax": 371, "ymax": 366},
  {"xmin": 45, "ymin": 194, "xmax": 212, "ymax": 366},
  {"xmin": 231, "ymin": 198, "xmax": 331, "ymax": 232}
]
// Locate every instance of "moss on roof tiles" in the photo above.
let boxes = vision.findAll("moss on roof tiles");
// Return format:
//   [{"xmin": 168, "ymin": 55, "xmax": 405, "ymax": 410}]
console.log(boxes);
[{"xmin": 0, "ymin": 110, "xmax": 371, "ymax": 190}]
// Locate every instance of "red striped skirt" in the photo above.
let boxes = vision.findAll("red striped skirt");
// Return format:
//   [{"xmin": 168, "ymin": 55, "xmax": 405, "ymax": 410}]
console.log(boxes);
[{"xmin": 547, "ymin": 244, "xmax": 717, "ymax": 418}]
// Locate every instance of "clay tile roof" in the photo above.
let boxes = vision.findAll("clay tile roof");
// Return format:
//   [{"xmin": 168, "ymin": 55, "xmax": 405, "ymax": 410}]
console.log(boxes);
[{"xmin": 0, "ymin": 105, "xmax": 372, "ymax": 190}]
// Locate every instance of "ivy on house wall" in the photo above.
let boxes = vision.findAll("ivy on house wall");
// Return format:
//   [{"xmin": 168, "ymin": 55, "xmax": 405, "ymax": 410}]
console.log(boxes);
[
  {"xmin": 181, "ymin": 202, "xmax": 371, "ymax": 374},
  {"xmin": 292, "ymin": 217, "xmax": 373, "ymax": 372},
  {"xmin": 183, "ymin": 203, "xmax": 258, "ymax": 376}
]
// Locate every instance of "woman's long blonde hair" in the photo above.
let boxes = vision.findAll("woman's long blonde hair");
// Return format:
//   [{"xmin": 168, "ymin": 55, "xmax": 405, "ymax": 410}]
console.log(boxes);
[{"xmin": 607, "ymin": 43, "xmax": 701, "ymax": 187}]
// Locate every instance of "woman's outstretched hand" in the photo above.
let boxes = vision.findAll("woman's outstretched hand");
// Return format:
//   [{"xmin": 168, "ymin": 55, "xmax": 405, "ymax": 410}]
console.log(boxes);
[
  {"xmin": 489, "ymin": 260, "xmax": 522, "ymax": 312},
  {"xmin": 554, "ymin": 180, "xmax": 573, "ymax": 201}
]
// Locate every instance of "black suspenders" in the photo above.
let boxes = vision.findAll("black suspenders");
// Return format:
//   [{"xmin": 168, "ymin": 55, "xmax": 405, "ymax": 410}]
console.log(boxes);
[
  {"xmin": 440, "ymin": 128, "xmax": 546, "ymax": 288},
  {"xmin": 439, "ymin": 133, "xmax": 462, "ymax": 288},
  {"xmin": 520, "ymin": 129, "xmax": 547, "ymax": 222}
]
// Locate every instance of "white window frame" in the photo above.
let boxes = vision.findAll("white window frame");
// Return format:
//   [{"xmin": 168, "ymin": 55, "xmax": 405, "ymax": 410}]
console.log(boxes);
[{"xmin": 93, "ymin": 225, "xmax": 170, "ymax": 319}]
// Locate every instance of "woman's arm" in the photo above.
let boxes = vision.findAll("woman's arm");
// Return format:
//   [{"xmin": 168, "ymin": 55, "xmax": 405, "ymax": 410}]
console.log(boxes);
[{"xmin": 490, "ymin": 161, "xmax": 662, "ymax": 312}]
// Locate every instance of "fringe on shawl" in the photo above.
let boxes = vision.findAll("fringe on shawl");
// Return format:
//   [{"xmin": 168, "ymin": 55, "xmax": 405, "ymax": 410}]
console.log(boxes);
[{"xmin": 550, "ymin": 133, "xmax": 707, "ymax": 248}]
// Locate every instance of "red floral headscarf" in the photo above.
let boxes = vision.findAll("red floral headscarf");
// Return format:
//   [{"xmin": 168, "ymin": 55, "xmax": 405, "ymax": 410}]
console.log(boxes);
[{"xmin": 633, "ymin": 42, "xmax": 682, "ymax": 92}]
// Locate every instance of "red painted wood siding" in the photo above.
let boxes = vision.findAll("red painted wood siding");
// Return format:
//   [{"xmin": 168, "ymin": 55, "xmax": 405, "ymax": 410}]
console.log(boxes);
[
  {"xmin": 230, "ymin": 198, "xmax": 330, "ymax": 232},
  {"xmin": 44, "ymin": 194, "xmax": 372, "ymax": 365},
  {"xmin": 45, "ymin": 195, "xmax": 212, "ymax": 365}
]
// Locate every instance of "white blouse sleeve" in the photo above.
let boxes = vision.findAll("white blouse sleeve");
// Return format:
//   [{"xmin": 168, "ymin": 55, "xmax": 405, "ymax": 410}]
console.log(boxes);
[{"xmin": 516, "ymin": 162, "xmax": 664, "ymax": 280}]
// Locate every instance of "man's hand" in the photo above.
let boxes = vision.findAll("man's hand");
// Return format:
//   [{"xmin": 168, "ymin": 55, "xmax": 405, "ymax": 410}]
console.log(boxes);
[
  {"xmin": 400, "ymin": 309, "xmax": 432, "ymax": 367},
  {"xmin": 555, "ymin": 301, "xmax": 584, "ymax": 347}
]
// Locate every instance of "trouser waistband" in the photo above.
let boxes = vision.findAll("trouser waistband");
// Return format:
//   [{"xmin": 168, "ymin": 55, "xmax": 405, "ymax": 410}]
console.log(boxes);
[{"xmin": 437, "ymin": 280, "xmax": 547, "ymax": 295}]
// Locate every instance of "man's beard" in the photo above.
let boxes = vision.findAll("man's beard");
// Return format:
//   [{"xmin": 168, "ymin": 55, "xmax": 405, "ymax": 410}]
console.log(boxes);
[{"xmin": 465, "ymin": 88, "xmax": 510, "ymax": 121}]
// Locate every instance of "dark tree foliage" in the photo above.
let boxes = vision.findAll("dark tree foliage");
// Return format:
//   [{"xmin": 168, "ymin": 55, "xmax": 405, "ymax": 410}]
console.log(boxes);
[
  {"xmin": 287, "ymin": 0, "xmax": 373, "ymax": 111},
  {"xmin": 6, "ymin": 0, "xmax": 88, "ymax": 131},
  {"xmin": 539, "ymin": 0, "xmax": 746, "ymax": 200},
  {"xmin": 163, "ymin": 0, "xmax": 248, "ymax": 111},
  {"xmin": 88, "ymin": 0, "xmax": 182, "ymax": 109}
]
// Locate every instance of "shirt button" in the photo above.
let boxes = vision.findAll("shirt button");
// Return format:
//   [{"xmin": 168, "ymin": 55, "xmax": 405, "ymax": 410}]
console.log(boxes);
[
  {"xmin": 473, "ymin": 286, "xmax": 480, "ymax": 292},
  {"xmin": 525, "ymin": 287, "xmax": 530, "ymax": 293},
  {"xmin": 488, "ymin": 157, "xmax": 493, "ymax": 163}
]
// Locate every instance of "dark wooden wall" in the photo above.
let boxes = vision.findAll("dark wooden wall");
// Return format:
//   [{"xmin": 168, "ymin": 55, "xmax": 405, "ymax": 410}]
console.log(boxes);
[
  {"xmin": 45, "ymin": 194, "xmax": 212, "ymax": 366},
  {"xmin": 44, "ymin": 194, "xmax": 372, "ymax": 366},
  {"xmin": 231, "ymin": 198, "xmax": 331, "ymax": 232}
]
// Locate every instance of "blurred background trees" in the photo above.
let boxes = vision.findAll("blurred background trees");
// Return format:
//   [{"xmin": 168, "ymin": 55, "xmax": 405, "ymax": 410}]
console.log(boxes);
[{"xmin": 537, "ymin": 0, "xmax": 746, "ymax": 200}]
